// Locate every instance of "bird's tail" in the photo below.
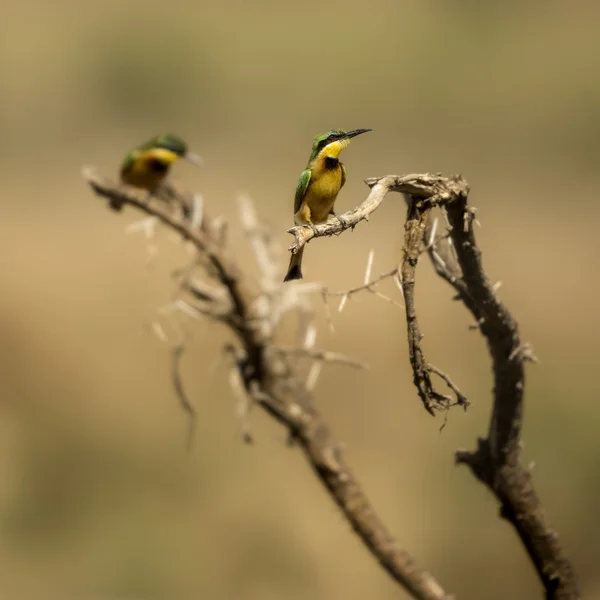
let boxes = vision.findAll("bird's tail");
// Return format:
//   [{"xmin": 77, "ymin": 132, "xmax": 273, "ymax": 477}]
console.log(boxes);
[{"xmin": 283, "ymin": 246, "xmax": 304, "ymax": 282}]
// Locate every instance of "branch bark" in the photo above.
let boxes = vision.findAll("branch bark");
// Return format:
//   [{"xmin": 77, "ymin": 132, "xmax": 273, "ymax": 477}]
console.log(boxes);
[
  {"xmin": 289, "ymin": 174, "xmax": 470, "ymax": 415},
  {"xmin": 439, "ymin": 191, "xmax": 580, "ymax": 599},
  {"xmin": 355, "ymin": 174, "xmax": 579, "ymax": 599},
  {"xmin": 84, "ymin": 168, "xmax": 452, "ymax": 600},
  {"xmin": 86, "ymin": 167, "xmax": 580, "ymax": 599}
]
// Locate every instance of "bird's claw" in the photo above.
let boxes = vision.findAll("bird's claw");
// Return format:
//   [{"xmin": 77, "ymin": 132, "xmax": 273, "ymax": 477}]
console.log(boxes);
[{"xmin": 305, "ymin": 220, "xmax": 318, "ymax": 237}]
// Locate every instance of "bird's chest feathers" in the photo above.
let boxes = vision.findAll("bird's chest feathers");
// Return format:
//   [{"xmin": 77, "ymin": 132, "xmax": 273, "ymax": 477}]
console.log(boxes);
[
  {"xmin": 124, "ymin": 148, "xmax": 177, "ymax": 189},
  {"xmin": 300, "ymin": 157, "xmax": 344, "ymax": 223},
  {"xmin": 309, "ymin": 156, "xmax": 343, "ymax": 199}
]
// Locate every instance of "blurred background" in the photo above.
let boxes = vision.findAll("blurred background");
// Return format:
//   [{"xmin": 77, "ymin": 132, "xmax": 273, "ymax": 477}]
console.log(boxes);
[{"xmin": 0, "ymin": 1, "xmax": 599, "ymax": 598}]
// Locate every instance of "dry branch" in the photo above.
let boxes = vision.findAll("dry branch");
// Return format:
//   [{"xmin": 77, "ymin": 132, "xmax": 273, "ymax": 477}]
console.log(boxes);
[
  {"xmin": 326, "ymin": 255, "xmax": 403, "ymax": 310},
  {"xmin": 436, "ymin": 189, "xmax": 579, "ymax": 599},
  {"xmin": 288, "ymin": 174, "xmax": 470, "ymax": 415},
  {"xmin": 351, "ymin": 173, "xmax": 578, "ymax": 599},
  {"xmin": 84, "ymin": 168, "xmax": 452, "ymax": 600},
  {"xmin": 85, "ymin": 166, "xmax": 579, "ymax": 599}
]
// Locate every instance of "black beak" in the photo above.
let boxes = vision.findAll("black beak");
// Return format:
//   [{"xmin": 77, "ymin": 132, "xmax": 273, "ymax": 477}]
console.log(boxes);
[{"xmin": 345, "ymin": 128, "xmax": 372, "ymax": 139}]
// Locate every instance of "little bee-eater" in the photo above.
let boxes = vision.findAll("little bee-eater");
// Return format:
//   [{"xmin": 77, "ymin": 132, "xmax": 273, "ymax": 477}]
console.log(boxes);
[
  {"xmin": 284, "ymin": 128, "xmax": 371, "ymax": 282},
  {"xmin": 120, "ymin": 133, "xmax": 201, "ymax": 192}
]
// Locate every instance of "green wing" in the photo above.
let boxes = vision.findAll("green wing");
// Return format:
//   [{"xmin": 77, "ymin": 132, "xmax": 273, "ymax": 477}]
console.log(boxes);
[
  {"xmin": 340, "ymin": 163, "xmax": 347, "ymax": 189},
  {"xmin": 120, "ymin": 150, "xmax": 137, "ymax": 177},
  {"xmin": 293, "ymin": 169, "xmax": 312, "ymax": 215}
]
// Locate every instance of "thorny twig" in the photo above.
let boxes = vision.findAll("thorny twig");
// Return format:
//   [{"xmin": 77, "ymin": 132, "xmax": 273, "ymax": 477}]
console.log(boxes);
[
  {"xmin": 323, "ymin": 224, "xmax": 449, "ymax": 315},
  {"xmin": 326, "ymin": 251, "xmax": 404, "ymax": 312},
  {"xmin": 149, "ymin": 304, "xmax": 198, "ymax": 451},
  {"xmin": 86, "ymin": 166, "xmax": 579, "ymax": 599},
  {"xmin": 273, "ymin": 346, "xmax": 369, "ymax": 369},
  {"xmin": 400, "ymin": 192, "xmax": 469, "ymax": 415},
  {"xmin": 288, "ymin": 175, "xmax": 469, "ymax": 415},
  {"xmin": 434, "ymin": 187, "xmax": 577, "ymax": 598},
  {"xmin": 359, "ymin": 173, "xmax": 579, "ymax": 599},
  {"xmin": 84, "ymin": 167, "xmax": 452, "ymax": 600},
  {"xmin": 171, "ymin": 344, "xmax": 197, "ymax": 453}
]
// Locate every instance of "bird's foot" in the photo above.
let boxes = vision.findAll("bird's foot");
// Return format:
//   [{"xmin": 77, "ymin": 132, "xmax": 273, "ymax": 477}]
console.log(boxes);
[{"xmin": 305, "ymin": 219, "xmax": 318, "ymax": 237}]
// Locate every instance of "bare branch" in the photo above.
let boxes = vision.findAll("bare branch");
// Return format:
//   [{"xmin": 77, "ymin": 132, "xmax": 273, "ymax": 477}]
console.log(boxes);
[
  {"xmin": 273, "ymin": 346, "xmax": 369, "ymax": 369},
  {"xmin": 417, "ymin": 175, "xmax": 579, "ymax": 599},
  {"xmin": 86, "ymin": 166, "xmax": 579, "ymax": 599},
  {"xmin": 286, "ymin": 173, "xmax": 464, "ymax": 255},
  {"xmin": 84, "ymin": 168, "xmax": 452, "ymax": 600},
  {"xmin": 227, "ymin": 346, "xmax": 255, "ymax": 444},
  {"xmin": 287, "ymin": 173, "xmax": 467, "ymax": 415},
  {"xmin": 238, "ymin": 193, "xmax": 280, "ymax": 290},
  {"xmin": 326, "ymin": 260, "xmax": 403, "ymax": 310},
  {"xmin": 328, "ymin": 267, "xmax": 398, "ymax": 298},
  {"xmin": 171, "ymin": 344, "xmax": 197, "ymax": 453},
  {"xmin": 426, "ymin": 363, "xmax": 468, "ymax": 409},
  {"xmin": 305, "ymin": 168, "xmax": 579, "ymax": 597},
  {"xmin": 286, "ymin": 174, "xmax": 395, "ymax": 254}
]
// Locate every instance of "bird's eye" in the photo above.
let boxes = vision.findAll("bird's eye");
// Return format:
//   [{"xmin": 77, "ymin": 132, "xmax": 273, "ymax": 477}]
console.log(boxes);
[{"xmin": 328, "ymin": 134, "xmax": 336, "ymax": 141}]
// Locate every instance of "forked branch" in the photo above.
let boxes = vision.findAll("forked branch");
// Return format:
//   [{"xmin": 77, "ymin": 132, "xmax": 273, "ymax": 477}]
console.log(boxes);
[
  {"xmin": 84, "ymin": 168, "xmax": 452, "ymax": 600},
  {"xmin": 434, "ymin": 188, "xmax": 579, "ymax": 599},
  {"xmin": 86, "ymin": 166, "xmax": 579, "ymax": 599},
  {"xmin": 289, "ymin": 174, "xmax": 470, "ymax": 415},
  {"xmin": 356, "ymin": 173, "xmax": 579, "ymax": 599}
]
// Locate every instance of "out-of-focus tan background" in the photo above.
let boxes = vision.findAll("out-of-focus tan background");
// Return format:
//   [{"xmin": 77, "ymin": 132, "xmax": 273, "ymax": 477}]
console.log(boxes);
[{"xmin": 0, "ymin": 1, "xmax": 599, "ymax": 598}]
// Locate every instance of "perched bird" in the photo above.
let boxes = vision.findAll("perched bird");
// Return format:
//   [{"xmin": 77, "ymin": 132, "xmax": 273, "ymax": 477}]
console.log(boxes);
[
  {"xmin": 117, "ymin": 134, "xmax": 201, "ymax": 216},
  {"xmin": 284, "ymin": 128, "xmax": 371, "ymax": 282},
  {"xmin": 120, "ymin": 133, "xmax": 201, "ymax": 191}
]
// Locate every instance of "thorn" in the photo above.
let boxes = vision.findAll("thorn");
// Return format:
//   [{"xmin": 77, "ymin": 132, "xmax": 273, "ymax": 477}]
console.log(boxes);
[
  {"xmin": 230, "ymin": 365, "xmax": 254, "ymax": 444},
  {"xmin": 151, "ymin": 321, "xmax": 168, "ymax": 343},
  {"xmin": 338, "ymin": 294, "xmax": 348, "ymax": 313},
  {"xmin": 508, "ymin": 342, "xmax": 540, "ymax": 364},
  {"xmin": 125, "ymin": 216, "xmax": 159, "ymax": 237},
  {"xmin": 173, "ymin": 300, "xmax": 203, "ymax": 320},
  {"xmin": 321, "ymin": 290, "xmax": 335, "ymax": 333},
  {"xmin": 427, "ymin": 218, "xmax": 438, "ymax": 249},
  {"xmin": 464, "ymin": 207, "xmax": 479, "ymax": 232},
  {"xmin": 432, "ymin": 250, "xmax": 446, "ymax": 269},
  {"xmin": 468, "ymin": 317, "xmax": 485, "ymax": 330},
  {"xmin": 306, "ymin": 361, "xmax": 322, "ymax": 391},
  {"xmin": 364, "ymin": 249, "xmax": 375, "ymax": 285},
  {"xmin": 394, "ymin": 270, "xmax": 404, "ymax": 296},
  {"xmin": 212, "ymin": 216, "xmax": 228, "ymax": 246},
  {"xmin": 191, "ymin": 194, "xmax": 204, "ymax": 230},
  {"xmin": 304, "ymin": 324, "xmax": 317, "ymax": 350}
]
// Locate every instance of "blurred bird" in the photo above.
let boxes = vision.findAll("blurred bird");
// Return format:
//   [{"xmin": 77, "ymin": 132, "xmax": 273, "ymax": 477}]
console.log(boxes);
[
  {"xmin": 121, "ymin": 133, "xmax": 201, "ymax": 190},
  {"xmin": 118, "ymin": 134, "xmax": 201, "ymax": 215},
  {"xmin": 284, "ymin": 128, "xmax": 371, "ymax": 282}
]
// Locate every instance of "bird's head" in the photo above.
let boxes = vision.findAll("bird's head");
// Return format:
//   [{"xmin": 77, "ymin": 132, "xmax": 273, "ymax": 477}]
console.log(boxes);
[
  {"xmin": 142, "ymin": 134, "xmax": 202, "ymax": 166},
  {"xmin": 308, "ymin": 128, "xmax": 371, "ymax": 163}
]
